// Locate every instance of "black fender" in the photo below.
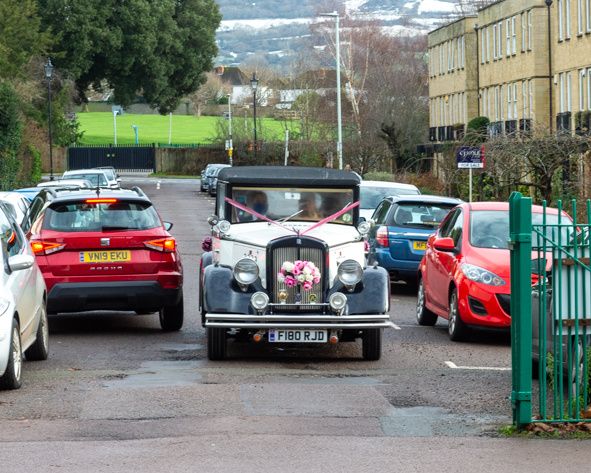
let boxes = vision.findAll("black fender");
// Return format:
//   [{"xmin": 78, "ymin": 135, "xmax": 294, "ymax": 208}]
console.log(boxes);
[
  {"xmin": 202, "ymin": 264, "xmax": 265, "ymax": 316},
  {"xmin": 328, "ymin": 266, "xmax": 390, "ymax": 315}
]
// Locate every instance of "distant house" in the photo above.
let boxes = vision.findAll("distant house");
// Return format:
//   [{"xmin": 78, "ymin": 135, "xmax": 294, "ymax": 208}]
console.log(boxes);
[{"xmin": 214, "ymin": 65, "xmax": 271, "ymax": 106}]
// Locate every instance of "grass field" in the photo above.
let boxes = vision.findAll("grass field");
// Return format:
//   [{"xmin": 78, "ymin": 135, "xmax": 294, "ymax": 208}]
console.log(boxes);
[{"xmin": 76, "ymin": 112, "xmax": 296, "ymax": 145}]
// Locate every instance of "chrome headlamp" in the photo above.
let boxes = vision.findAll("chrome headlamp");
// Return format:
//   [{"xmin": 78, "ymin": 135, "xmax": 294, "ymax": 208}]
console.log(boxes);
[
  {"xmin": 337, "ymin": 259, "xmax": 363, "ymax": 289},
  {"xmin": 216, "ymin": 220, "xmax": 231, "ymax": 235},
  {"xmin": 251, "ymin": 291, "xmax": 269, "ymax": 311},
  {"xmin": 329, "ymin": 292, "xmax": 347, "ymax": 312},
  {"xmin": 357, "ymin": 221, "xmax": 371, "ymax": 235},
  {"xmin": 233, "ymin": 258, "xmax": 259, "ymax": 286}
]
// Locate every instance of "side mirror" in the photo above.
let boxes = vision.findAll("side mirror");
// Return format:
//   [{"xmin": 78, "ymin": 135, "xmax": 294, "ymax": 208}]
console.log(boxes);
[
  {"xmin": 163, "ymin": 221, "xmax": 173, "ymax": 231},
  {"xmin": 358, "ymin": 216, "xmax": 366, "ymax": 223},
  {"xmin": 433, "ymin": 237, "xmax": 456, "ymax": 252},
  {"xmin": 201, "ymin": 236, "xmax": 212, "ymax": 252},
  {"xmin": 9, "ymin": 254, "xmax": 34, "ymax": 272},
  {"xmin": 207, "ymin": 215, "xmax": 219, "ymax": 227}
]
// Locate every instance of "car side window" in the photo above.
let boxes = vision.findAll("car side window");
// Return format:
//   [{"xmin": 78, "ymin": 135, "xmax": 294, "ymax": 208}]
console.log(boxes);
[
  {"xmin": 439, "ymin": 209, "xmax": 459, "ymax": 238},
  {"xmin": 449, "ymin": 210, "xmax": 463, "ymax": 246},
  {"xmin": 372, "ymin": 201, "xmax": 391, "ymax": 224},
  {"xmin": 0, "ymin": 207, "xmax": 21, "ymax": 257},
  {"xmin": 22, "ymin": 194, "xmax": 45, "ymax": 233}
]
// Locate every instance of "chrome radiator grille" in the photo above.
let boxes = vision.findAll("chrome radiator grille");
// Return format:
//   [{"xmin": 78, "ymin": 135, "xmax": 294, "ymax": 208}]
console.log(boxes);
[{"xmin": 271, "ymin": 246, "xmax": 324, "ymax": 309}]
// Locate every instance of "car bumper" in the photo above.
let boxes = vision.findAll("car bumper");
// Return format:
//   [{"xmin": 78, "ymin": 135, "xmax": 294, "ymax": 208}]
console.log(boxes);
[
  {"xmin": 374, "ymin": 250, "xmax": 421, "ymax": 279},
  {"xmin": 47, "ymin": 281, "xmax": 182, "ymax": 313},
  {"xmin": 205, "ymin": 313, "xmax": 393, "ymax": 329},
  {"xmin": 458, "ymin": 280, "xmax": 511, "ymax": 328}
]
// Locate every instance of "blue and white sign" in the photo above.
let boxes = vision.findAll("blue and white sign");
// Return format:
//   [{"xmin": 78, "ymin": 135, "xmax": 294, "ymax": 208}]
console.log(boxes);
[{"xmin": 456, "ymin": 146, "xmax": 485, "ymax": 169}]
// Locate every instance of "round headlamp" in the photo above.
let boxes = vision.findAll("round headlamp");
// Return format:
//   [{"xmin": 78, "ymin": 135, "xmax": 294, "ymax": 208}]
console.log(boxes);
[
  {"xmin": 217, "ymin": 220, "xmax": 231, "ymax": 235},
  {"xmin": 233, "ymin": 258, "xmax": 259, "ymax": 286},
  {"xmin": 251, "ymin": 291, "xmax": 269, "ymax": 311},
  {"xmin": 329, "ymin": 292, "xmax": 347, "ymax": 312},
  {"xmin": 357, "ymin": 221, "xmax": 371, "ymax": 235},
  {"xmin": 337, "ymin": 259, "xmax": 363, "ymax": 287}
]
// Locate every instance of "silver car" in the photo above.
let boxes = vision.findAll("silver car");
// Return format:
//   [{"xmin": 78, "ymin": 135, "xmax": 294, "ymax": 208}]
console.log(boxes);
[{"xmin": 0, "ymin": 204, "xmax": 48, "ymax": 389}]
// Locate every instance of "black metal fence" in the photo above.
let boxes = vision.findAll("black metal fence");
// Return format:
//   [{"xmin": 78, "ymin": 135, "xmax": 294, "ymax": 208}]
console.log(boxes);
[{"xmin": 68, "ymin": 145, "xmax": 156, "ymax": 172}]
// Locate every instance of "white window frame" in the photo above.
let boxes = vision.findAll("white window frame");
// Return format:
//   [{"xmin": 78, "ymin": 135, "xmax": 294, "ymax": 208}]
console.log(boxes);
[
  {"xmin": 506, "ymin": 18, "xmax": 511, "ymax": 56},
  {"xmin": 578, "ymin": 0, "xmax": 584, "ymax": 34},
  {"xmin": 507, "ymin": 83, "xmax": 513, "ymax": 120},
  {"xmin": 528, "ymin": 10, "xmax": 533, "ymax": 50},
  {"xmin": 587, "ymin": 0, "xmax": 591, "ymax": 32},
  {"xmin": 522, "ymin": 81, "xmax": 528, "ymax": 118},
  {"xmin": 497, "ymin": 21, "xmax": 503, "ymax": 58},
  {"xmin": 559, "ymin": 0, "xmax": 564, "ymax": 41},
  {"xmin": 580, "ymin": 69, "xmax": 586, "ymax": 111},
  {"xmin": 521, "ymin": 12, "xmax": 526, "ymax": 52},
  {"xmin": 511, "ymin": 16, "xmax": 517, "ymax": 54},
  {"xmin": 567, "ymin": 72, "xmax": 572, "ymax": 112},
  {"xmin": 500, "ymin": 85, "xmax": 504, "ymax": 121},
  {"xmin": 566, "ymin": 0, "xmax": 572, "ymax": 38},
  {"xmin": 486, "ymin": 26, "xmax": 491, "ymax": 62},
  {"xmin": 513, "ymin": 82, "xmax": 518, "ymax": 120},
  {"xmin": 480, "ymin": 29, "xmax": 485, "ymax": 63},
  {"xmin": 492, "ymin": 24, "xmax": 497, "ymax": 59},
  {"xmin": 559, "ymin": 72, "xmax": 565, "ymax": 113},
  {"xmin": 440, "ymin": 44, "xmax": 444, "ymax": 74},
  {"xmin": 461, "ymin": 36, "xmax": 465, "ymax": 68},
  {"xmin": 529, "ymin": 80, "xmax": 534, "ymax": 120}
]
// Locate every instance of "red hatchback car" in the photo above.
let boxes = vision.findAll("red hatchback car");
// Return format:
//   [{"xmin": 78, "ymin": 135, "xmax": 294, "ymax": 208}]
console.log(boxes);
[
  {"xmin": 28, "ymin": 188, "xmax": 183, "ymax": 331},
  {"xmin": 416, "ymin": 202, "xmax": 567, "ymax": 341}
]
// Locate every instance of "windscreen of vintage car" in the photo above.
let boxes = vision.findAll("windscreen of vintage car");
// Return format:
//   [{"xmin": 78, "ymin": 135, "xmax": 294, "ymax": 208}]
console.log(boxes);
[
  {"xmin": 387, "ymin": 203, "xmax": 455, "ymax": 229},
  {"xmin": 470, "ymin": 210, "xmax": 570, "ymax": 249},
  {"xmin": 229, "ymin": 187, "xmax": 355, "ymax": 224}
]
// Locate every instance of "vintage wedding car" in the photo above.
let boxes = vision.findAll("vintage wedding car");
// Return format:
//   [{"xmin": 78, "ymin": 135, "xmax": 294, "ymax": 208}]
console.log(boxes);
[{"xmin": 199, "ymin": 166, "xmax": 392, "ymax": 360}]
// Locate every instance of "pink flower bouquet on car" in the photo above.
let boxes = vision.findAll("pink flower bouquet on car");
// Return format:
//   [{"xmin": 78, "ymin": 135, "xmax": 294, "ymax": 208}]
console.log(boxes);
[{"xmin": 277, "ymin": 260, "xmax": 321, "ymax": 291}]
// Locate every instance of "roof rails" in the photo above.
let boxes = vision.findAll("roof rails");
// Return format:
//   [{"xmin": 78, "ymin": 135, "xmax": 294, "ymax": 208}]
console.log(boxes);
[{"xmin": 131, "ymin": 186, "xmax": 146, "ymax": 198}]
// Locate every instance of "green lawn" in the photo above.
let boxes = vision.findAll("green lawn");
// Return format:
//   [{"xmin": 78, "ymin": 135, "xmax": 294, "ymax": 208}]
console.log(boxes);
[{"xmin": 76, "ymin": 112, "xmax": 296, "ymax": 145}]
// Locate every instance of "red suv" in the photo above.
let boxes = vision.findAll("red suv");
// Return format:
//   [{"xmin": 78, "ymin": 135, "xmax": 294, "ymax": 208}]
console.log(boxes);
[{"xmin": 28, "ymin": 187, "xmax": 183, "ymax": 330}]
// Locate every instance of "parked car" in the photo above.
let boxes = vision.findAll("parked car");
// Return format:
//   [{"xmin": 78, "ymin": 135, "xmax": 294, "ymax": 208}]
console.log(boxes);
[
  {"xmin": 201, "ymin": 164, "xmax": 230, "ymax": 193},
  {"xmin": 61, "ymin": 169, "xmax": 113, "ymax": 188},
  {"xmin": 0, "ymin": 202, "xmax": 49, "ymax": 390},
  {"xmin": 359, "ymin": 181, "xmax": 421, "ymax": 221},
  {"xmin": 368, "ymin": 195, "xmax": 461, "ymax": 285},
  {"xmin": 13, "ymin": 187, "xmax": 41, "ymax": 203},
  {"xmin": 28, "ymin": 187, "xmax": 183, "ymax": 330},
  {"xmin": 200, "ymin": 166, "xmax": 391, "ymax": 361},
  {"xmin": 37, "ymin": 179, "xmax": 94, "ymax": 189},
  {"xmin": 208, "ymin": 166, "xmax": 230, "ymax": 197},
  {"xmin": 416, "ymin": 201, "xmax": 568, "ymax": 341},
  {"xmin": 93, "ymin": 166, "xmax": 121, "ymax": 188},
  {"xmin": 0, "ymin": 192, "xmax": 31, "ymax": 228}
]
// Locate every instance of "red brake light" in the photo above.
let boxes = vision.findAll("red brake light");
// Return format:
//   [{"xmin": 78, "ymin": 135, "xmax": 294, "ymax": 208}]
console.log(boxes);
[
  {"xmin": 376, "ymin": 226, "xmax": 389, "ymax": 247},
  {"xmin": 85, "ymin": 198, "xmax": 117, "ymax": 204},
  {"xmin": 31, "ymin": 241, "xmax": 66, "ymax": 255},
  {"xmin": 144, "ymin": 238, "xmax": 176, "ymax": 253}
]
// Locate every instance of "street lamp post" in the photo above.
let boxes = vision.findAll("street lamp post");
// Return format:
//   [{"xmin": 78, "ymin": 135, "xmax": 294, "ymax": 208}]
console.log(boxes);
[
  {"xmin": 320, "ymin": 11, "xmax": 343, "ymax": 170},
  {"xmin": 250, "ymin": 72, "xmax": 258, "ymax": 160},
  {"xmin": 227, "ymin": 93, "xmax": 233, "ymax": 166},
  {"xmin": 44, "ymin": 58, "xmax": 54, "ymax": 180}
]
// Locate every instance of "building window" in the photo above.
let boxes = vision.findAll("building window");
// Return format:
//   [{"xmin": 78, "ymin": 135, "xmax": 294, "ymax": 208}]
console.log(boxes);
[
  {"xmin": 507, "ymin": 83, "xmax": 513, "ymax": 119},
  {"xmin": 513, "ymin": 82, "xmax": 518, "ymax": 119},
  {"xmin": 500, "ymin": 85, "xmax": 504, "ymax": 120},
  {"xmin": 480, "ymin": 29, "xmax": 485, "ymax": 63},
  {"xmin": 529, "ymin": 80, "xmax": 534, "ymax": 119},
  {"xmin": 528, "ymin": 10, "xmax": 533, "ymax": 50},
  {"xmin": 440, "ymin": 45, "xmax": 443, "ymax": 74},
  {"xmin": 559, "ymin": 73, "xmax": 565, "ymax": 113},
  {"xmin": 580, "ymin": 69, "xmax": 586, "ymax": 111},
  {"xmin": 521, "ymin": 12, "xmax": 526, "ymax": 52},
  {"xmin": 578, "ymin": 0, "xmax": 584, "ymax": 34},
  {"xmin": 522, "ymin": 81, "xmax": 528, "ymax": 118},
  {"xmin": 492, "ymin": 24, "xmax": 497, "ymax": 59},
  {"xmin": 587, "ymin": 0, "xmax": 591, "ymax": 32},
  {"xmin": 506, "ymin": 18, "xmax": 511, "ymax": 56},
  {"xmin": 511, "ymin": 16, "xmax": 517, "ymax": 54},
  {"xmin": 567, "ymin": 72, "xmax": 573, "ymax": 112},
  {"xmin": 486, "ymin": 27, "xmax": 491, "ymax": 62},
  {"xmin": 461, "ymin": 36, "xmax": 465, "ymax": 68},
  {"xmin": 559, "ymin": 0, "xmax": 564, "ymax": 41},
  {"xmin": 566, "ymin": 0, "xmax": 572, "ymax": 38},
  {"xmin": 497, "ymin": 21, "xmax": 503, "ymax": 58}
]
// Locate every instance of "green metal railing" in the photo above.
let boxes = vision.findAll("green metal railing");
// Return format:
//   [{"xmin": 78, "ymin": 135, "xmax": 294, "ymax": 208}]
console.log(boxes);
[{"xmin": 510, "ymin": 192, "xmax": 591, "ymax": 427}]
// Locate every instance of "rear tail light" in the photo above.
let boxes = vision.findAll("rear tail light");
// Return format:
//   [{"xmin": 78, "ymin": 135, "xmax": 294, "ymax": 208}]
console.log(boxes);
[
  {"xmin": 31, "ymin": 241, "xmax": 66, "ymax": 255},
  {"xmin": 144, "ymin": 238, "xmax": 176, "ymax": 253},
  {"xmin": 376, "ymin": 226, "xmax": 389, "ymax": 247}
]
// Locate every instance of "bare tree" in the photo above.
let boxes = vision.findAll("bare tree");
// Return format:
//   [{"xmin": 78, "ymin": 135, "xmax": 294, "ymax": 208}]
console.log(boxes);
[{"xmin": 188, "ymin": 72, "xmax": 228, "ymax": 117}]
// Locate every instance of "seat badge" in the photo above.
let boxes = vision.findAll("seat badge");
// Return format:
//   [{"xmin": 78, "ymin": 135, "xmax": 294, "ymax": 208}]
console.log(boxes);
[{"xmin": 101, "ymin": 238, "xmax": 111, "ymax": 247}]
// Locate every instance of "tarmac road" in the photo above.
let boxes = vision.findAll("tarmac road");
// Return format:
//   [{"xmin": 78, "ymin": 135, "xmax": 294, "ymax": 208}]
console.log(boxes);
[{"xmin": 0, "ymin": 176, "xmax": 588, "ymax": 472}]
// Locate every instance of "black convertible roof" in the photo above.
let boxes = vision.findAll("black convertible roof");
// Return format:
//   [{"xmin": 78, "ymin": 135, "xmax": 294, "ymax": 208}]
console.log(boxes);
[{"xmin": 217, "ymin": 166, "xmax": 361, "ymax": 187}]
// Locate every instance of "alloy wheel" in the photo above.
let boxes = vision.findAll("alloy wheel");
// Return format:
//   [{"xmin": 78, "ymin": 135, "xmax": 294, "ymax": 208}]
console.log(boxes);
[
  {"xmin": 448, "ymin": 292, "xmax": 457, "ymax": 336},
  {"xmin": 416, "ymin": 281, "xmax": 426, "ymax": 322},
  {"xmin": 11, "ymin": 326, "xmax": 22, "ymax": 383}
]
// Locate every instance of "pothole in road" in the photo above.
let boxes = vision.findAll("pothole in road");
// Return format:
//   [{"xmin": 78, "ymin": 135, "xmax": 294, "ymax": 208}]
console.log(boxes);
[
  {"xmin": 103, "ymin": 360, "xmax": 205, "ymax": 388},
  {"xmin": 380, "ymin": 406, "xmax": 508, "ymax": 437}
]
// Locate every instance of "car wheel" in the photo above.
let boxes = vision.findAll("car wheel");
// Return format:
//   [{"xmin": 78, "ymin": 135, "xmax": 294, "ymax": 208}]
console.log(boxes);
[
  {"xmin": 0, "ymin": 318, "xmax": 22, "ymax": 390},
  {"xmin": 207, "ymin": 327, "xmax": 227, "ymax": 360},
  {"xmin": 416, "ymin": 278, "xmax": 438, "ymax": 326},
  {"xmin": 362, "ymin": 328, "xmax": 382, "ymax": 361},
  {"xmin": 25, "ymin": 303, "xmax": 49, "ymax": 361},
  {"xmin": 159, "ymin": 293, "xmax": 184, "ymax": 331},
  {"xmin": 448, "ymin": 288, "xmax": 469, "ymax": 341}
]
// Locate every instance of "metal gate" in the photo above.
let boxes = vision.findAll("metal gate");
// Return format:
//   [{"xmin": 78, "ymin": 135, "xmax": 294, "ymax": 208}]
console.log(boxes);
[
  {"xmin": 68, "ymin": 145, "xmax": 156, "ymax": 172},
  {"xmin": 510, "ymin": 192, "xmax": 591, "ymax": 427}
]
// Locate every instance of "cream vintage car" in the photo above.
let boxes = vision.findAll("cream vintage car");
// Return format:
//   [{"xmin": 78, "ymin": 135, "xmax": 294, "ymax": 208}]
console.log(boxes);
[{"xmin": 199, "ymin": 166, "xmax": 392, "ymax": 360}]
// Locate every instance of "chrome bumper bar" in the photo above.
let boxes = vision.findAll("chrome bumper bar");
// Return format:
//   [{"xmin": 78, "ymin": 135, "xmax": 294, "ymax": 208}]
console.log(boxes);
[{"xmin": 205, "ymin": 313, "xmax": 393, "ymax": 329}]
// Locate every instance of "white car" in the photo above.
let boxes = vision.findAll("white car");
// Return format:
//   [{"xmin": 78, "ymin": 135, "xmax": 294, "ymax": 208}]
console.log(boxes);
[
  {"xmin": 359, "ymin": 180, "xmax": 421, "ymax": 221},
  {"xmin": 37, "ymin": 179, "xmax": 94, "ymax": 189},
  {"xmin": 93, "ymin": 167, "xmax": 121, "ymax": 188},
  {"xmin": 0, "ymin": 204, "xmax": 48, "ymax": 390},
  {"xmin": 61, "ymin": 169, "xmax": 115, "ymax": 189},
  {"xmin": 0, "ymin": 192, "xmax": 30, "ymax": 228},
  {"xmin": 200, "ymin": 166, "xmax": 392, "ymax": 361}
]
